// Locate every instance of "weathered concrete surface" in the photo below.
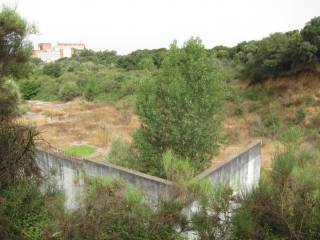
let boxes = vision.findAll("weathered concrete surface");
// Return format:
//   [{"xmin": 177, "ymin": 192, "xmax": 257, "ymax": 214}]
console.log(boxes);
[
  {"xmin": 196, "ymin": 141, "xmax": 261, "ymax": 194},
  {"xmin": 36, "ymin": 150, "xmax": 172, "ymax": 207},
  {"xmin": 36, "ymin": 141, "xmax": 261, "ymax": 208}
]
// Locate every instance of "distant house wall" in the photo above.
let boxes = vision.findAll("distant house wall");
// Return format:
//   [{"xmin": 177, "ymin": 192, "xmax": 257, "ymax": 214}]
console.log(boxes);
[
  {"xmin": 36, "ymin": 141, "xmax": 261, "ymax": 208},
  {"xmin": 32, "ymin": 42, "xmax": 85, "ymax": 62}
]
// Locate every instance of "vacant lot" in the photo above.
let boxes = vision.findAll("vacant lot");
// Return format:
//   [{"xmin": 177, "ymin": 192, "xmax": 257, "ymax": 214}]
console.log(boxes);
[
  {"xmin": 19, "ymin": 99, "xmax": 278, "ymax": 167},
  {"xmin": 20, "ymin": 99, "xmax": 139, "ymax": 160}
]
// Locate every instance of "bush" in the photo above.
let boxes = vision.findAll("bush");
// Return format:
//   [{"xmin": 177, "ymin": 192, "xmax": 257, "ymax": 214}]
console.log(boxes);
[
  {"xmin": 192, "ymin": 186, "xmax": 233, "ymax": 240},
  {"xmin": 59, "ymin": 81, "xmax": 81, "ymax": 101},
  {"xmin": 261, "ymin": 106, "xmax": 281, "ymax": 138},
  {"xmin": 35, "ymin": 76, "xmax": 60, "ymax": 101},
  {"xmin": 236, "ymin": 18, "xmax": 320, "ymax": 82},
  {"xmin": 301, "ymin": 16, "xmax": 320, "ymax": 57},
  {"xmin": 106, "ymin": 137, "xmax": 139, "ymax": 170},
  {"xmin": 0, "ymin": 79, "xmax": 20, "ymax": 121},
  {"xmin": 244, "ymin": 85, "xmax": 269, "ymax": 103},
  {"xmin": 54, "ymin": 179, "xmax": 185, "ymax": 240},
  {"xmin": 280, "ymin": 125, "xmax": 303, "ymax": 144},
  {"xmin": 294, "ymin": 107, "xmax": 306, "ymax": 124},
  {"xmin": 19, "ymin": 78, "xmax": 40, "ymax": 99},
  {"xmin": 232, "ymin": 145, "xmax": 320, "ymax": 239},
  {"xmin": 0, "ymin": 181, "xmax": 62, "ymax": 240},
  {"xmin": 43, "ymin": 63, "xmax": 62, "ymax": 77},
  {"xmin": 83, "ymin": 77, "xmax": 100, "ymax": 101},
  {"xmin": 134, "ymin": 38, "xmax": 226, "ymax": 177}
]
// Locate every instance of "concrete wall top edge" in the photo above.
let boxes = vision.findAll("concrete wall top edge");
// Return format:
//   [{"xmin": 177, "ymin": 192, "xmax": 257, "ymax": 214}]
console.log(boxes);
[
  {"xmin": 82, "ymin": 158, "xmax": 173, "ymax": 186},
  {"xmin": 36, "ymin": 148, "xmax": 173, "ymax": 186},
  {"xmin": 37, "ymin": 140, "xmax": 261, "ymax": 187}
]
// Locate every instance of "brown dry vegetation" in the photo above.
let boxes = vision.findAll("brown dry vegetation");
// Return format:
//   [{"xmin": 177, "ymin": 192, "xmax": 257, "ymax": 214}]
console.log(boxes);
[{"xmin": 19, "ymin": 99, "xmax": 139, "ymax": 160}]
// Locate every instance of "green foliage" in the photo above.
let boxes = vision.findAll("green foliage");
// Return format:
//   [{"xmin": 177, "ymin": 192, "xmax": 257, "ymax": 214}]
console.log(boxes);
[
  {"xmin": 23, "ymin": 65, "xmax": 146, "ymax": 103},
  {"xmin": 261, "ymin": 105, "xmax": 281, "ymax": 138},
  {"xmin": 55, "ymin": 179, "xmax": 185, "ymax": 240},
  {"xmin": 208, "ymin": 45, "xmax": 232, "ymax": 59},
  {"xmin": 192, "ymin": 185, "xmax": 233, "ymax": 240},
  {"xmin": 280, "ymin": 125, "xmax": 303, "ymax": 144},
  {"xmin": 231, "ymin": 18, "xmax": 320, "ymax": 82},
  {"xmin": 63, "ymin": 145, "xmax": 95, "ymax": 157},
  {"xmin": 161, "ymin": 151, "xmax": 234, "ymax": 240},
  {"xmin": 301, "ymin": 16, "xmax": 320, "ymax": 57},
  {"xmin": 107, "ymin": 136, "xmax": 140, "ymax": 170},
  {"xmin": 163, "ymin": 150, "xmax": 194, "ymax": 183},
  {"xmin": 138, "ymin": 56, "xmax": 156, "ymax": 71},
  {"xmin": 58, "ymin": 80, "xmax": 81, "ymax": 101},
  {"xmin": 134, "ymin": 38, "xmax": 226, "ymax": 177},
  {"xmin": 0, "ymin": 82, "xmax": 19, "ymax": 121},
  {"xmin": 0, "ymin": 6, "xmax": 34, "ymax": 79},
  {"xmin": 73, "ymin": 48, "xmax": 119, "ymax": 67},
  {"xmin": 19, "ymin": 78, "xmax": 40, "ymax": 99},
  {"xmin": 42, "ymin": 62, "xmax": 62, "ymax": 77},
  {"xmin": 34, "ymin": 76, "xmax": 60, "ymax": 101},
  {"xmin": 294, "ymin": 106, "xmax": 306, "ymax": 124},
  {"xmin": 232, "ymin": 146, "xmax": 320, "ymax": 239},
  {"xmin": 18, "ymin": 102, "xmax": 30, "ymax": 115},
  {"xmin": 0, "ymin": 78, "xmax": 22, "ymax": 121},
  {"xmin": 117, "ymin": 48, "xmax": 167, "ymax": 70},
  {"xmin": 244, "ymin": 85, "xmax": 269, "ymax": 103},
  {"xmin": 244, "ymin": 32, "xmax": 296, "ymax": 81},
  {"xmin": 0, "ymin": 181, "xmax": 62, "ymax": 240},
  {"xmin": 0, "ymin": 6, "xmax": 34, "ymax": 121}
]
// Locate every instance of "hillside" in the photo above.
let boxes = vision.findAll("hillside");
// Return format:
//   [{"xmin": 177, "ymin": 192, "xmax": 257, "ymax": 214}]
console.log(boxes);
[{"xmin": 19, "ymin": 70, "xmax": 320, "ymax": 171}]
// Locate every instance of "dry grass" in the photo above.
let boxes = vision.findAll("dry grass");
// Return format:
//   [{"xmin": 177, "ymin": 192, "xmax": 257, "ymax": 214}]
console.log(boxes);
[
  {"xmin": 20, "ymin": 98, "xmax": 279, "ymax": 168},
  {"xmin": 19, "ymin": 99, "xmax": 139, "ymax": 160}
]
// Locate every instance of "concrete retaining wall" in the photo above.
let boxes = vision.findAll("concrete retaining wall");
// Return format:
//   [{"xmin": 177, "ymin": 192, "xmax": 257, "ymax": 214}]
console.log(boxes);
[
  {"xmin": 196, "ymin": 141, "xmax": 261, "ymax": 194},
  {"xmin": 36, "ymin": 141, "xmax": 261, "ymax": 208},
  {"xmin": 36, "ymin": 150, "xmax": 172, "ymax": 208}
]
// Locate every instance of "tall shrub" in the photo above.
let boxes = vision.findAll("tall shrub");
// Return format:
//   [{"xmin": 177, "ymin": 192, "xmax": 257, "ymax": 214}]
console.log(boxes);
[
  {"xmin": 231, "ymin": 145, "xmax": 320, "ymax": 239},
  {"xmin": 134, "ymin": 38, "xmax": 226, "ymax": 176}
]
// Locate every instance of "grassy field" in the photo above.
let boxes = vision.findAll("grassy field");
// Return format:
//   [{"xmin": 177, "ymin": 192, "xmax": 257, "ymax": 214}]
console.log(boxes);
[{"xmin": 63, "ymin": 145, "xmax": 96, "ymax": 157}]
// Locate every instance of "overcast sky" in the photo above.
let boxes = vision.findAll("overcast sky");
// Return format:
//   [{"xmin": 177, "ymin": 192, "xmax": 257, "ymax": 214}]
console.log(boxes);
[{"xmin": 2, "ymin": 0, "xmax": 320, "ymax": 54}]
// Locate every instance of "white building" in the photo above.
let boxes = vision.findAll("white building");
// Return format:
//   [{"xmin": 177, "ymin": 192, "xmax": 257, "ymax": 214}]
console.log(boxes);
[{"xmin": 33, "ymin": 42, "xmax": 85, "ymax": 62}]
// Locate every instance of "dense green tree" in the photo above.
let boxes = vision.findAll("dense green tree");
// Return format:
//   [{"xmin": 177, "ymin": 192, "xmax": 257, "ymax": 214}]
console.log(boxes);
[
  {"xmin": 301, "ymin": 16, "xmax": 320, "ymax": 57},
  {"xmin": 19, "ymin": 78, "xmax": 40, "ymax": 99},
  {"xmin": 72, "ymin": 48, "xmax": 119, "ymax": 67},
  {"xmin": 0, "ymin": 6, "xmax": 34, "ymax": 79},
  {"xmin": 117, "ymin": 48, "xmax": 167, "ymax": 70},
  {"xmin": 134, "ymin": 38, "xmax": 226, "ymax": 176},
  {"xmin": 240, "ymin": 29, "xmax": 319, "ymax": 82},
  {"xmin": 208, "ymin": 45, "xmax": 232, "ymax": 59},
  {"xmin": 42, "ymin": 62, "xmax": 62, "ymax": 77},
  {"xmin": 0, "ymin": 6, "xmax": 34, "ymax": 120},
  {"xmin": 286, "ymin": 30, "xmax": 317, "ymax": 69},
  {"xmin": 138, "ymin": 55, "xmax": 155, "ymax": 71}
]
